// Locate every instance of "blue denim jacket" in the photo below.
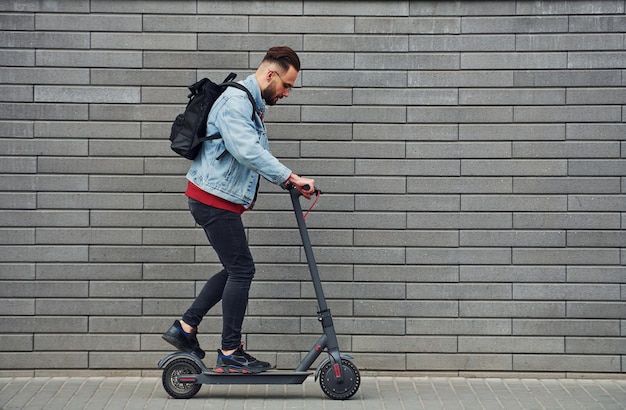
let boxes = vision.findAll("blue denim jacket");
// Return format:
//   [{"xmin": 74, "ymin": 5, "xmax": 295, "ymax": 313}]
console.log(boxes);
[{"xmin": 186, "ymin": 75, "xmax": 292, "ymax": 208}]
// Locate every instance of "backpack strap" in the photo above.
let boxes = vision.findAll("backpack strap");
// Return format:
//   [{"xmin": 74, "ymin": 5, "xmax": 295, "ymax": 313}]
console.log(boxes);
[{"xmin": 205, "ymin": 82, "xmax": 259, "ymax": 141}]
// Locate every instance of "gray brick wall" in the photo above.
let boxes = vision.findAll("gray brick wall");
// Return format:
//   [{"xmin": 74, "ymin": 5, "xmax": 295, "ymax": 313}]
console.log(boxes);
[{"xmin": 0, "ymin": 0, "xmax": 624, "ymax": 376}]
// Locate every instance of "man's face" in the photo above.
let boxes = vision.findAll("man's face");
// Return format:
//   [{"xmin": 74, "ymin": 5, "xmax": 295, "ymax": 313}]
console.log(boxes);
[{"xmin": 263, "ymin": 66, "xmax": 297, "ymax": 106}]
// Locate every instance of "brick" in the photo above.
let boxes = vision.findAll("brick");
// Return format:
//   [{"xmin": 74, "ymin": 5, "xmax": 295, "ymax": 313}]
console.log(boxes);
[
  {"xmin": 408, "ymin": 177, "xmax": 512, "ymax": 193},
  {"xmin": 517, "ymin": 1, "xmax": 625, "ymax": 14},
  {"xmin": 514, "ymin": 355, "xmax": 620, "ymax": 373},
  {"xmin": 0, "ymin": 209, "xmax": 89, "ymax": 228},
  {"xmin": 411, "ymin": 34, "xmax": 514, "ymax": 51},
  {"xmin": 143, "ymin": 51, "xmax": 248, "ymax": 69},
  {"xmin": 408, "ymin": 212, "xmax": 512, "ymax": 229},
  {"xmin": 356, "ymin": 17, "xmax": 459, "ymax": 34},
  {"xmin": 356, "ymin": 53, "xmax": 460, "ymax": 70},
  {"xmin": 460, "ymin": 88, "xmax": 565, "ymax": 104},
  {"xmin": 514, "ymin": 177, "xmax": 620, "ymax": 194},
  {"xmin": 408, "ymin": 353, "xmax": 512, "ymax": 371},
  {"xmin": 354, "ymin": 124, "xmax": 458, "ymax": 141},
  {"xmin": 514, "ymin": 142, "xmax": 619, "ymax": 158},
  {"xmin": 568, "ymin": 195, "xmax": 626, "ymax": 212},
  {"xmin": 411, "ymin": 2, "xmax": 515, "ymax": 16},
  {"xmin": 514, "ymin": 284, "xmax": 620, "ymax": 301},
  {"xmin": 0, "ymin": 298, "xmax": 34, "ymax": 315},
  {"xmin": 411, "ymin": 70, "xmax": 514, "ymax": 87},
  {"xmin": 302, "ymin": 281, "xmax": 405, "ymax": 300},
  {"xmin": 569, "ymin": 160, "xmax": 626, "ymax": 176},
  {"xmin": 462, "ymin": 195, "xmax": 566, "ymax": 212},
  {"xmin": 0, "ymin": 103, "xmax": 88, "ymax": 121},
  {"xmin": 300, "ymin": 247, "xmax": 406, "ymax": 266},
  {"xmin": 0, "ymin": 67, "xmax": 90, "ymax": 84},
  {"xmin": 0, "ymin": 1, "xmax": 88, "ymax": 12},
  {"xmin": 37, "ymin": 158, "xmax": 144, "ymax": 175},
  {"xmin": 567, "ymin": 88, "xmax": 626, "ymax": 104},
  {"xmin": 0, "ymin": 335, "xmax": 32, "ymax": 351},
  {"xmin": 36, "ymin": 298, "xmax": 141, "ymax": 315},
  {"xmin": 357, "ymin": 159, "xmax": 459, "ymax": 176},
  {"xmin": 408, "ymin": 247, "xmax": 512, "ymax": 265},
  {"xmin": 513, "ymin": 319, "xmax": 620, "ymax": 336},
  {"xmin": 514, "ymin": 212, "xmax": 619, "ymax": 230},
  {"xmin": 567, "ymin": 230, "xmax": 626, "ymax": 247},
  {"xmin": 34, "ymin": 334, "xmax": 139, "ymax": 351},
  {"xmin": 305, "ymin": 2, "xmax": 408, "ymax": 16},
  {"xmin": 34, "ymin": 121, "xmax": 140, "ymax": 139},
  {"xmin": 198, "ymin": 34, "xmax": 302, "ymax": 51},
  {"xmin": 567, "ymin": 302, "xmax": 626, "ymax": 319},
  {"xmin": 514, "ymin": 69, "xmax": 622, "ymax": 87},
  {"xmin": 569, "ymin": 15, "xmax": 626, "ymax": 32},
  {"xmin": 0, "ymin": 264, "xmax": 35, "ymax": 280},
  {"xmin": 459, "ymin": 336, "xmax": 563, "ymax": 353},
  {"xmin": 407, "ymin": 318, "xmax": 511, "ymax": 335},
  {"xmin": 462, "ymin": 52, "xmax": 566, "ymax": 69},
  {"xmin": 89, "ymin": 246, "xmax": 194, "ymax": 263},
  {"xmin": 354, "ymin": 265, "xmax": 459, "ymax": 283},
  {"xmin": 0, "ymin": 193, "xmax": 36, "ymax": 210},
  {"xmin": 460, "ymin": 301, "xmax": 565, "ymax": 318},
  {"xmin": 36, "ymin": 50, "xmax": 142, "ymax": 68},
  {"xmin": 460, "ymin": 230, "xmax": 565, "ymax": 247},
  {"xmin": 460, "ymin": 124, "xmax": 565, "ymax": 141},
  {"xmin": 566, "ymin": 337, "xmax": 626, "ymax": 354},
  {"xmin": 36, "ymin": 228, "xmax": 142, "ymax": 245},
  {"xmin": 90, "ymin": 68, "xmax": 195, "ymax": 86},
  {"xmin": 354, "ymin": 300, "xmax": 458, "ymax": 317},
  {"xmin": 198, "ymin": 1, "xmax": 301, "ymax": 15},
  {"xmin": 408, "ymin": 142, "xmax": 510, "ymax": 158},
  {"xmin": 567, "ymin": 267, "xmax": 626, "ymax": 283},
  {"xmin": 354, "ymin": 88, "xmax": 457, "ymax": 105},
  {"xmin": 0, "ymin": 281, "xmax": 87, "ymax": 297},
  {"xmin": 1, "ymin": 352, "xmax": 87, "ymax": 369},
  {"xmin": 0, "ymin": 31, "xmax": 89, "ymax": 48},
  {"xmin": 252, "ymin": 16, "xmax": 354, "ymax": 33},
  {"xmin": 567, "ymin": 123, "xmax": 626, "ymax": 140},
  {"xmin": 0, "ymin": 316, "xmax": 87, "ymax": 333},
  {"xmin": 408, "ymin": 106, "xmax": 512, "ymax": 123},
  {"xmin": 517, "ymin": 34, "xmax": 623, "ymax": 51},
  {"xmin": 36, "ymin": 263, "xmax": 141, "ymax": 281},
  {"xmin": 462, "ymin": 16, "xmax": 568, "ymax": 33},
  {"xmin": 0, "ymin": 13, "xmax": 34, "ymax": 30},
  {"xmin": 513, "ymin": 248, "xmax": 620, "ymax": 265},
  {"xmin": 461, "ymin": 265, "xmax": 566, "ymax": 283},
  {"xmin": 302, "ymin": 141, "xmax": 405, "ymax": 158},
  {"xmin": 515, "ymin": 105, "xmax": 621, "ymax": 123},
  {"xmin": 304, "ymin": 70, "xmax": 407, "ymax": 88},
  {"xmin": 0, "ymin": 157, "xmax": 36, "ymax": 174},
  {"xmin": 0, "ymin": 48, "xmax": 35, "ymax": 67},
  {"xmin": 0, "ymin": 246, "xmax": 88, "ymax": 262},
  {"xmin": 355, "ymin": 229, "xmax": 458, "ymax": 247},
  {"xmin": 91, "ymin": 0, "xmax": 196, "ymax": 14},
  {"xmin": 0, "ymin": 85, "xmax": 33, "ymax": 102},
  {"xmin": 462, "ymin": 159, "xmax": 567, "ymax": 176},
  {"xmin": 0, "ymin": 228, "xmax": 34, "ymax": 244},
  {"xmin": 356, "ymin": 195, "xmax": 459, "ymax": 211},
  {"xmin": 407, "ymin": 283, "xmax": 512, "ymax": 299},
  {"xmin": 302, "ymin": 317, "xmax": 405, "ymax": 335},
  {"xmin": 88, "ymin": 176, "xmax": 185, "ymax": 193},
  {"xmin": 354, "ymin": 336, "xmax": 456, "ymax": 352},
  {"xmin": 0, "ymin": 121, "xmax": 33, "ymax": 137}
]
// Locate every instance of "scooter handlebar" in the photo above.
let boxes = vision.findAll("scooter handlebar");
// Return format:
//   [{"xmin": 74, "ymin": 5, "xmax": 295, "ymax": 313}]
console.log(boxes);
[{"xmin": 285, "ymin": 183, "xmax": 321, "ymax": 196}]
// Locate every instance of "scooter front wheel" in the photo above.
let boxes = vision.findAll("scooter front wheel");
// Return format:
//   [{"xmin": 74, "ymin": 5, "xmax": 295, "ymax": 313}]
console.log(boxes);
[
  {"xmin": 162, "ymin": 357, "xmax": 202, "ymax": 399},
  {"xmin": 319, "ymin": 358, "xmax": 360, "ymax": 400}
]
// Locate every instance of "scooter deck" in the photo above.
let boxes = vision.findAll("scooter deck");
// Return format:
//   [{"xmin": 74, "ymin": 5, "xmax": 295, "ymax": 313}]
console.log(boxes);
[{"xmin": 178, "ymin": 370, "xmax": 312, "ymax": 385}]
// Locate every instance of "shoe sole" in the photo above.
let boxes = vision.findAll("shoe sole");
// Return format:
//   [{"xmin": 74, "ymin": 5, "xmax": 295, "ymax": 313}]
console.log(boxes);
[{"xmin": 212, "ymin": 366, "xmax": 268, "ymax": 374}]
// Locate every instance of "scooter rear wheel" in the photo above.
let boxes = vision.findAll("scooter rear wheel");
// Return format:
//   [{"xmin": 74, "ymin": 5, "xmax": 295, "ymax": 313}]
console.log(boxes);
[
  {"xmin": 319, "ymin": 358, "xmax": 360, "ymax": 400},
  {"xmin": 162, "ymin": 357, "xmax": 202, "ymax": 399}
]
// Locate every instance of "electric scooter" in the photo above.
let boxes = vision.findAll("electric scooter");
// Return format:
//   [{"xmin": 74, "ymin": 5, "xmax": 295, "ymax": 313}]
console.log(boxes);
[{"xmin": 157, "ymin": 185, "xmax": 361, "ymax": 400}]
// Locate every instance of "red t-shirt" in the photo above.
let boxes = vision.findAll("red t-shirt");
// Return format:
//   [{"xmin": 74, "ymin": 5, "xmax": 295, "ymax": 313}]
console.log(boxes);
[{"xmin": 185, "ymin": 181, "xmax": 246, "ymax": 215}]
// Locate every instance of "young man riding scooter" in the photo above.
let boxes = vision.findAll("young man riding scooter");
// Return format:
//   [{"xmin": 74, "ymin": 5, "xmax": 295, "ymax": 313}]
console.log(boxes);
[{"xmin": 162, "ymin": 46, "xmax": 315, "ymax": 374}]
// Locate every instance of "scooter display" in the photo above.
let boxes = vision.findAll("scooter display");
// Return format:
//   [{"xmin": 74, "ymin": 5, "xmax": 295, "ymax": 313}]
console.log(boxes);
[{"xmin": 157, "ymin": 185, "xmax": 361, "ymax": 400}]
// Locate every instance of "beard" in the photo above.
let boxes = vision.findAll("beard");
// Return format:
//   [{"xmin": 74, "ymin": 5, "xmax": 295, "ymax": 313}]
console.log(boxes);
[{"xmin": 262, "ymin": 82, "xmax": 282, "ymax": 106}]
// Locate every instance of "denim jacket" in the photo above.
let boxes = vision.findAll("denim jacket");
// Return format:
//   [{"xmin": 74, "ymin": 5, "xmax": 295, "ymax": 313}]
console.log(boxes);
[{"xmin": 186, "ymin": 75, "xmax": 292, "ymax": 208}]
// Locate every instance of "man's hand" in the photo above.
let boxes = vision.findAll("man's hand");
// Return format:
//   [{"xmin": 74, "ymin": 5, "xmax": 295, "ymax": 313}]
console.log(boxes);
[{"xmin": 286, "ymin": 173, "xmax": 315, "ymax": 199}]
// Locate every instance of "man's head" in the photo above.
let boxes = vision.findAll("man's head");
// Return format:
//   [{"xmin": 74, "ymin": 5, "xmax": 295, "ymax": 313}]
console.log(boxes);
[{"xmin": 256, "ymin": 46, "xmax": 300, "ymax": 106}]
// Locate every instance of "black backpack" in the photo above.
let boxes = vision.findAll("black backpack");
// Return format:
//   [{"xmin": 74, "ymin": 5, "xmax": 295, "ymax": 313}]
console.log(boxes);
[{"xmin": 169, "ymin": 73, "xmax": 257, "ymax": 160}]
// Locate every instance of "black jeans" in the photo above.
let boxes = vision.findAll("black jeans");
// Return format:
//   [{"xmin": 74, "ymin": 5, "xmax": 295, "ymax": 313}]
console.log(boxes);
[{"xmin": 183, "ymin": 199, "xmax": 255, "ymax": 351}]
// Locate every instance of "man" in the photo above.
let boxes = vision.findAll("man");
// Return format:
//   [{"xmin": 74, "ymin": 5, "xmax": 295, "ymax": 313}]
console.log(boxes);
[{"xmin": 162, "ymin": 46, "xmax": 315, "ymax": 374}]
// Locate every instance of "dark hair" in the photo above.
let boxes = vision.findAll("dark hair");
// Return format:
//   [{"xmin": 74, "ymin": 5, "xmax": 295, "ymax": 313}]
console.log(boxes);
[{"xmin": 262, "ymin": 46, "xmax": 301, "ymax": 72}]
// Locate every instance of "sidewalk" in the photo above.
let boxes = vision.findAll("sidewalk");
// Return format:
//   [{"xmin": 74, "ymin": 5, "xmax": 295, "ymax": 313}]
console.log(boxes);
[{"xmin": 1, "ymin": 375, "xmax": 625, "ymax": 409}]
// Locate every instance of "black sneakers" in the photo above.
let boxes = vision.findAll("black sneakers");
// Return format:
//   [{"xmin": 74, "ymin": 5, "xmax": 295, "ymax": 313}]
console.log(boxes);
[
  {"xmin": 162, "ymin": 320, "xmax": 206, "ymax": 359},
  {"xmin": 213, "ymin": 343, "xmax": 272, "ymax": 374}
]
